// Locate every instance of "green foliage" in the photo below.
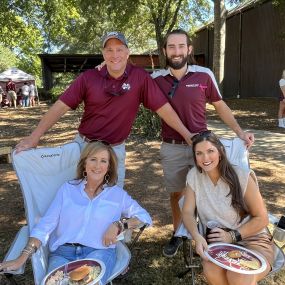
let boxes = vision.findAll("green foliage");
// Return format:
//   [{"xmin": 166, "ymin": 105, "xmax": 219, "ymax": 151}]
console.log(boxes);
[
  {"xmin": 49, "ymin": 73, "xmax": 76, "ymax": 102},
  {"xmin": 0, "ymin": 45, "xmax": 18, "ymax": 72},
  {"xmin": 132, "ymin": 105, "xmax": 161, "ymax": 139}
]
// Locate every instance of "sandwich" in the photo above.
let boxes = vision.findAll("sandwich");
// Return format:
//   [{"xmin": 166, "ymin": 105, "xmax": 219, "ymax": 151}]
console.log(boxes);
[{"xmin": 69, "ymin": 265, "xmax": 93, "ymax": 285}]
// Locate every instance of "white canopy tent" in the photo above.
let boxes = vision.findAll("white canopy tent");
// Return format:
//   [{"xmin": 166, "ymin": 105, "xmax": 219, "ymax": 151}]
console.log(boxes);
[
  {"xmin": 0, "ymin": 67, "xmax": 34, "ymax": 82},
  {"xmin": 0, "ymin": 67, "xmax": 38, "ymax": 106}
]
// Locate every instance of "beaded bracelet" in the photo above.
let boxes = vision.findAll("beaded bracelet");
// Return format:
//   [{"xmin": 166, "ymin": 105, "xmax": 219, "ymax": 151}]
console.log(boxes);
[{"xmin": 229, "ymin": 230, "xmax": 237, "ymax": 243}]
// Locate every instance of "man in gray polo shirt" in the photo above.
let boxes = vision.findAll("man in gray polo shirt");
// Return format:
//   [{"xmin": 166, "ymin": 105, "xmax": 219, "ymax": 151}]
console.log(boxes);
[
  {"xmin": 16, "ymin": 31, "xmax": 194, "ymax": 188},
  {"xmin": 152, "ymin": 29, "xmax": 254, "ymax": 257}
]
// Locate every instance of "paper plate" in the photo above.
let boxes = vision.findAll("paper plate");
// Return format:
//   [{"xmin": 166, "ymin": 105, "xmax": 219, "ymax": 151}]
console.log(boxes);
[
  {"xmin": 41, "ymin": 258, "xmax": 106, "ymax": 285},
  {"xmin": 204, "ymin": 243, "xmax": 267, "ymax": 274}
]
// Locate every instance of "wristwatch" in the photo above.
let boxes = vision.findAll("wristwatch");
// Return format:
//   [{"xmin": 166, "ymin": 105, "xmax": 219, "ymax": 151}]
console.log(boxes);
[{"xmin": 233, "ymin": 230, "xmax": 242, "ymax": 242}]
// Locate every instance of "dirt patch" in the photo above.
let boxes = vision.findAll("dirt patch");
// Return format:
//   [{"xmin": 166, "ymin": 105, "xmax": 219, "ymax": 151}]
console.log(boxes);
[{"xmin": 0, "ymin": 98, "xmax": 284, "ymax": 285}]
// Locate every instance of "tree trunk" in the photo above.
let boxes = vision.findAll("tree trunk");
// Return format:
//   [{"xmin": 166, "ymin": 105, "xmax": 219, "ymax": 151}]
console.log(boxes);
[{"xmin": 213, "ymin": 0, "xmax": 227, "ymax": 95}]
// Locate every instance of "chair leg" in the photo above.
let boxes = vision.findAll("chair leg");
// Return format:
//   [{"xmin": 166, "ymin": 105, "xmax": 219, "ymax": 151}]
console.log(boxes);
[{"xmin": 176, "ymin": 237, "xmax": 199, "ymax": 284}]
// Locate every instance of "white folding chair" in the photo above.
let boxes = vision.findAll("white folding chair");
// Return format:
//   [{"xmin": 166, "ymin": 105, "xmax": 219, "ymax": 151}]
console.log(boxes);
[
  {"xmin": 1, "ymin": 142, "xmax": 134, "ymax": 285},
  {"xmin": 175, "ymin": 137, "xmax": 285, "ymax": 283}
]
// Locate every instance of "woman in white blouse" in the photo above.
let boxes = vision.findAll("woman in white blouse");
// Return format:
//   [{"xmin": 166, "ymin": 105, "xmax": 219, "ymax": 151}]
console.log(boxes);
[
  {"xmin": 278, "ymin": 69, "xmax": 285, "ymax": 128},
  {"xmin": 0, "ymin": 142, "xmax": 152, "ymax": 284},
  {"xmin": 182, "ymin": 131, "xmax": 274, "ymax": 285}
]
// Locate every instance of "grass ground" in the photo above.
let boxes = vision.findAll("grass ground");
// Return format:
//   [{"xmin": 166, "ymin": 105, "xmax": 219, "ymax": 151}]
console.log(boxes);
[{"xmin": 0, "ymin": 97, "xmax": 284, "ymax": 284}]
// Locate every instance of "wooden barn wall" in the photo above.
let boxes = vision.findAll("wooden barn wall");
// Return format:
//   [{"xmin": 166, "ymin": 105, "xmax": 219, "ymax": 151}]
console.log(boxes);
[
  {"xmin": 240, "ymin": 1, "xmax": 285, "ymax": 98},
  {"xmin": 223, "ymin": 14, "xmax": 241, "ymax": 98},
  {"xmin": 193, "ymin": 0, "xmax": 285, "ymax": 99},
  {"xmin": 192, "ymin": 29, "xmax": 209, "ymax": 63}
]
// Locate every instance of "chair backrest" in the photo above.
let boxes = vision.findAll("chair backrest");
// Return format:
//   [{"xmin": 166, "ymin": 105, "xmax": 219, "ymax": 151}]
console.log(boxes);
[
  {"xmin": 12, "ymin": 142, "xmax": 81, "ymax": 231},
  {"xmin": 219, "ymin": 137, "xmax": 249, "ymax": 170},
  {"xmin": 12, "ymin": 142, "xmax": 81, "ymax": 284}
]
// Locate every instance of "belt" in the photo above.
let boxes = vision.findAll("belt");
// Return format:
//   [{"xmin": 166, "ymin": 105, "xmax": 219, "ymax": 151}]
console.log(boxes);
[
  {"xmin": 163, "ymin": 138, "xmax": 187, "ymax": 145},
  {"xmin": 64, "ymin": 243, "xmax": 86, "ymax": 247},
  {"xmin": 78, "ymin": 133, "xmax": 124, "ymax": 147}
]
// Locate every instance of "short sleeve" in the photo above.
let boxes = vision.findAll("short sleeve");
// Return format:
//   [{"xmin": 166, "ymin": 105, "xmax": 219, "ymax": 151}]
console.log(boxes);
[{"xmin": 186, "ymin": 167, "xmax": 198, "ymax": 192}]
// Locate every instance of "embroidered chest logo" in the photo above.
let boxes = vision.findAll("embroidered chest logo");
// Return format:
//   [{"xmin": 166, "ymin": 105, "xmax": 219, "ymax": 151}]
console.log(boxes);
[
  {"xmin": 186, "ymin": 83, "xmax": 208, "ymax": 92},
  {"xmin": 122, "ymin": 83, "xmax": 131, "ymax": 90}
]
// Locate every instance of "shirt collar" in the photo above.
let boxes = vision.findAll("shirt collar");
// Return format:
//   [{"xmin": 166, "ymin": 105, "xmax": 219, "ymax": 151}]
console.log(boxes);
[
  {"xmin": 99, "ymin": 64, "xmax": 130, "ymax": 79},
  {"xmin": 79, "ymin": 179, "xmax": 108, "ymax": 200},
  {"xmin": 163, "ymin": 65, "xmax": 194, "ymax": 78}
]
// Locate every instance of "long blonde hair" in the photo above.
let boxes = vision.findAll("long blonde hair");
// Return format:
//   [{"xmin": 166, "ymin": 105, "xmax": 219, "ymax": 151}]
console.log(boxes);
[{"xmin": 76, "ymin": 142, "xmax": 118, "ymax": 186}]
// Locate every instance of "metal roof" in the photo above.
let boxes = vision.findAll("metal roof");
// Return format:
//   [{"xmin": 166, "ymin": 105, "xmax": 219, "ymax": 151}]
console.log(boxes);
[{"xmin": 38, "ymin": 54, "xmax": 103, "ymax": 73}]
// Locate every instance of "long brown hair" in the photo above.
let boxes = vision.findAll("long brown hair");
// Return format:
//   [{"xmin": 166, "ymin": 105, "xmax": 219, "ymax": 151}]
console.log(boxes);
[
  {"xmin": 76, "ymin": 142, "xmax": 118, "ymax": 187},
  {"xmin": 192, "ymin": 132, "xmax": 248, "ymax": 222}
]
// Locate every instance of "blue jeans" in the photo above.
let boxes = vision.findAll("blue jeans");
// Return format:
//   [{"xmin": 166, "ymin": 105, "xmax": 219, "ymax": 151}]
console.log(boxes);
[
  {"xmin": 48, "ymin": 245, "xmax": 116, "ymax": 285},
  {"xmin": 73, "ymin": 134, "xmax": 126, "ymax": 188},
  {"xmin": 22, "ymin": 95, "xmax": 29, "ymax": 107}
]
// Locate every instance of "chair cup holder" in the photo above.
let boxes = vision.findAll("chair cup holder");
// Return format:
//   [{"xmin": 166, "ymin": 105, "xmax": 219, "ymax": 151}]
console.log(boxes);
[{"xmin": 273, "ymin": 226, "xmax": 285, "ymax": 242}]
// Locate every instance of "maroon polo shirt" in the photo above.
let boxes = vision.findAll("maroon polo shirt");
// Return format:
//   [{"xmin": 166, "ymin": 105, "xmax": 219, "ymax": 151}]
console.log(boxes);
[
  {"xmin": 152, "ymin": 65, "xmax": 222, "ymax": 141},
  {"xmin": 60, "ymin": 64, "xmax": 167, "ymax": 144},
  {"xmin": 6, "ymin": 81, "xmax": 16, "ymax": 92}
]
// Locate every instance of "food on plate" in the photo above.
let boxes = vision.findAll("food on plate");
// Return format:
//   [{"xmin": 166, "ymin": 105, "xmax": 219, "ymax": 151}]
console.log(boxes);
[
  {"xmin": 227, "ymin": 250, "xmax": 242, "ymax": 259},
  {"xmin": 69, "ymin": 264, "xmax": 101, "ymax": 285},
  {"xmin": 240, "ymin": 259, "xmax": 260, "ymax": 270},
  {"xmin": 46, "ymin": 264, "xmax": 101, "ymax": 285},
  {"xmin": 46, "ymin": 270, "xmax": 64, "ymax": 285},
  {"xmin": 69, "ymin": 265, "xmax": 92, "ymax": 282}
]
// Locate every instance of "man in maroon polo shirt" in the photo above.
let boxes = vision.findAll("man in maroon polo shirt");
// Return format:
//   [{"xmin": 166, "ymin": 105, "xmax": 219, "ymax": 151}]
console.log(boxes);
[
  {"xmin": 152, "ymin": 29, "xmax": 254, "ymax": 257},
  {"xmin": 16, "ymin": 31, "xmax": 193, "ymax": 187},
  {"xmin": 6, "ymin": 78, "xmax": 17, "ymax": 108}
]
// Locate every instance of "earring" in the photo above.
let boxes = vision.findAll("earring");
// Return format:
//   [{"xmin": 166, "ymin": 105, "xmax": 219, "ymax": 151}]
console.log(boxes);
[
  {"xmin": 83, "ymin": 171, "xmax": 87, "ymax": 184},
  {"xmin": 104, "ymin": 173, "xmax": 110, "ymax": 185}
]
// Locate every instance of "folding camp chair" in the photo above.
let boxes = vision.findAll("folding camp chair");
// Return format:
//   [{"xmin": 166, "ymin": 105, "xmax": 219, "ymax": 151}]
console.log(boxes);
[
  {"xmin": 175, "ymin": 137, "xmax": 285, "ymax": 284},
  {"xmin": 1, "ymin": 142, "xmax": 145, "ymax": 285}
]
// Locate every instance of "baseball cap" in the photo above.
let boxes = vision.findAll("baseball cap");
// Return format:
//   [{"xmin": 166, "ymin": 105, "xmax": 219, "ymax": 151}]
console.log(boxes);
[{"xmin": 102, "ymin": 31, "xmax": 128, "ymax": 48}]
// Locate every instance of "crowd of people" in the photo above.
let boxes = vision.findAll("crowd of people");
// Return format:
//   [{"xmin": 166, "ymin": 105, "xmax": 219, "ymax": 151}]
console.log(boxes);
[
  {"xmin": 0, "ymin": 30, "xmax": 276, "ymax": 285},
  {"xmin": 0, "ymin": 79, "xmax": 38, "ymax": 109}
]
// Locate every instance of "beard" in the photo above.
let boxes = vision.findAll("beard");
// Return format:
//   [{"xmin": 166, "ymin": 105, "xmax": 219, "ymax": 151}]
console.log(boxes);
[{"xmin": 166, "ymin": 54, "xmax": 189, "ymax": 70}]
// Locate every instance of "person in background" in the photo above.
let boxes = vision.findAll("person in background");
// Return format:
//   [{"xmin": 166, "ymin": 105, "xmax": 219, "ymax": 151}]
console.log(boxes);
[
  {"xmin": 182, "ymin": 131, "xmax": 274, "ymax": 285},
  {"xmin": 21, "ymin": 82, "xmax": 30, "ymax": 107},
  {"xmin": 0, "ymin": 86, "xmax": 4, "ymax": 108},
  {"xmin": 152, "ymin": 29, "xmax": 254, "ymax": 257},
  {"xmin": 0, "ymin": 142, "xmax": 152, "ymax": 285},
  {"xmin": 5, "ymin": 78, "xmax": 17, "ymax": 108},
  {"xmin": 15, "ymin": 31, "xmax": 193, "ymax": 188},
  {"xmin": 278, "ymin": 69, "xmax": 285, "ymax": 128},
  {"xmin": 29, "ymin": 82, "xmax": 38, "ymax": 107}
]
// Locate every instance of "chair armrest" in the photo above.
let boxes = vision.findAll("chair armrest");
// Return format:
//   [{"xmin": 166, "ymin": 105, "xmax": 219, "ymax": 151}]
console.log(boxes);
[
  {"xmin": 175, "ymin": 222, "xmax": 193, "ymax": 239},
  {"xmin": 268, "ymin": 213, "xmax": 279, "ymax": 225},
  {"xmin": 3, "ymin": 226, "xmax": 29, "ymax": 275}
]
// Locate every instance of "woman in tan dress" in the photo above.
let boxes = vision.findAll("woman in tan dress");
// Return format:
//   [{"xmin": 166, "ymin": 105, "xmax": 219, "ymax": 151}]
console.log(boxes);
[{"xmin": 182, "ymin": 131, "xmax": 274, "ymax": 285}]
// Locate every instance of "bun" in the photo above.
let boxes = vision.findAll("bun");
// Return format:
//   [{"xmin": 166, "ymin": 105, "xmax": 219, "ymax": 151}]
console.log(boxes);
[
  {"xmin": 69, "ymin": 265, "xmax": 91, "ymax": 281},
  {"xmin": 227, "ymin": 250, "xmax": 242, "ymax": 259}
]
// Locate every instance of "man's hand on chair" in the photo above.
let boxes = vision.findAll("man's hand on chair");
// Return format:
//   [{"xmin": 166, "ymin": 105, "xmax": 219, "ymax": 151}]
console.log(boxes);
[
  {"xmin": 237, "ymin": 131, "xmax": 255, "ymax": 149},
  {"xmin": 15, "ymin": 135, "xmax": 40, "ymax": 153}
]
